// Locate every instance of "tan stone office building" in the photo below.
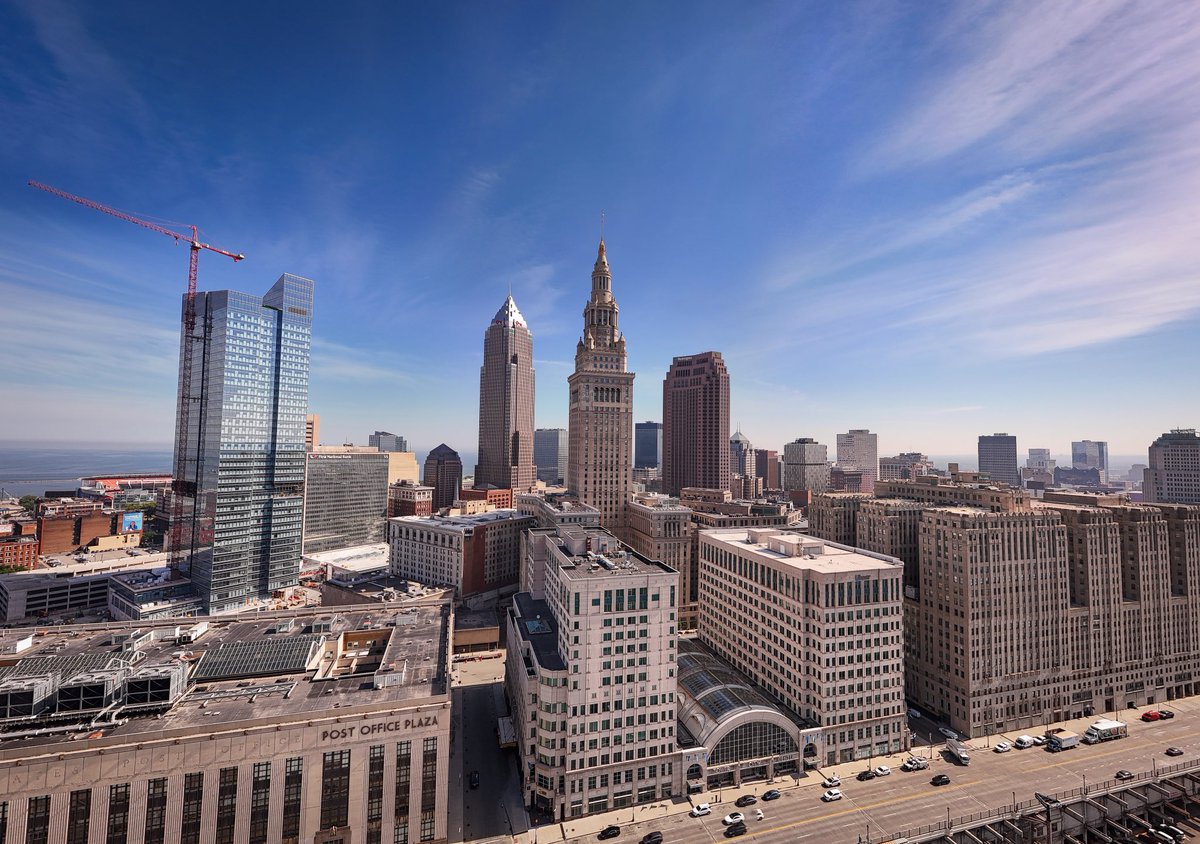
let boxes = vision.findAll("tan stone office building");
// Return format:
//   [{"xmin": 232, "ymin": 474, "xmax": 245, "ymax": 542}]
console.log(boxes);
[{"xmin": 0, "ymin": 602, "xmax": 451, "ymax": 844}]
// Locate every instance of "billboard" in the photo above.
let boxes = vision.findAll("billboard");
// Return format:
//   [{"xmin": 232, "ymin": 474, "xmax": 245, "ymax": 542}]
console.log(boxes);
[{"xmin": 121, "ymin": 512, "xmax": 144, "ymax": 534}]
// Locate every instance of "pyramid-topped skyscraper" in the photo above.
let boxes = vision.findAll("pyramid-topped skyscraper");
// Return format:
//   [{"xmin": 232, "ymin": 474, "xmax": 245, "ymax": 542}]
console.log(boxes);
[{"xmin": 475, "ymin": 294, "xmax": 537, "ymax": 493}]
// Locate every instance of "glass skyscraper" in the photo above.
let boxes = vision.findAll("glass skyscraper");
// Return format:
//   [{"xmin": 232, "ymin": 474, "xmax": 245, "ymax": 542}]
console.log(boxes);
[{"xmin": 169, "ymin": 274, "xmax": 313, "ymax": 614}]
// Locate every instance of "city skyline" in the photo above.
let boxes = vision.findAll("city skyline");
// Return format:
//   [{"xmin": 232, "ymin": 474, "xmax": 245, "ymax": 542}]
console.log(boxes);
[{"xmin": 2, "ymin": 3, "xmax": 1199, "ymax": 458}]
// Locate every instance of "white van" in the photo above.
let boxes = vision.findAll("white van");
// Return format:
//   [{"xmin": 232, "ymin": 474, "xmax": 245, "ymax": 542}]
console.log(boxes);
[{"xmin": 1014, "ymin": 735, "xmax": 1035, "ymax": 749}]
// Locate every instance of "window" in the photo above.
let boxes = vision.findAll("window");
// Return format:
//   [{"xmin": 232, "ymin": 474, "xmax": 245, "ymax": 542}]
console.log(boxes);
[
  {"xmin": 106, "ymin": 784, "xmax": 130, "ymax": 844},
  {"xmin": 66, "ymin": 790, "xmax": 91, "ymax": 844},
  {"xmin": 282, "ymin": 758, "xmax": 303, "ymax": 843},
  {"xmin": 321, "ymin": 750, "xmax": 352, "ymax": 830},
  {"xmin": 396, "ymin": 740, "xmax": 412, "ymax": 822},
  {"xmin": 420, "ymin": 737, "xmax": 438, "ymax": 840},
  {"xmin": 215, "ymin": 767, "xmax": 238, "ymax": 844},
  {"xmin": 27, "ymin": 796, "xmax": 51, "ymax": 844},
  {"xmin": 180, "ymin": 773, "xmax": 203, "ymax": 844},
  {"xmin": 249, "ymin": 762, "xmax": 271, "ymax": 844},
  {"xmin": 367, "ymin": 745, "xmax": 385, "ymax": 844},
  {"xmin": 144, "ymin": 779, "xmax": 168, "ymax": 844}
]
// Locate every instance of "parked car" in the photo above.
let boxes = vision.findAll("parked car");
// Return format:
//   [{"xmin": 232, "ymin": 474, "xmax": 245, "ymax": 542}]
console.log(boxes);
[
  {"xmin": 722, "ymin": 813, "xmax": 745, "ymax": 826},
  {"xmin": 822, "ymin": 788, "xmax": 844, "ymax": 802},
  {"xmin": 1031, "ymin": 736, "xmax": 1046, "ymax": 746},
  {"xmin": 1143, "ymin": 710, "xmax": 1162, "ymax": 722},
  {"xmin": 821, "ymin": 776, "xmax": 841, "ymax": 788},
  {"xmin": 901, "ymin": 757, "xmax": 929, "ymax": 771},
  {"xmin": 724, "ymin": 823, "xmax": 747, "ymax": 838},
  {"xmin": 856, "ymin": 770, "xmax": 877, "ymax": 781},
  {"xmin": 599, "ymin": 826, "xmax": 621, "ymax": 840},
  {"xmin": 690, "ymin": 804, "xmax": 711, "ymax": 818},
  {"xmin": 469, "ymin": 770, "xmax": 480, "ymax": 789},
  {"xmin": 1115, "ymin": 770, "xmax": 1135, "ymax": 781},
  {"xmin": 1014, "ymin": 735, "xmax": 1035, "ymax": 749},
  {"xmin": 907, "ymin": 707, "xmax": 922, "ymax": 719},
  {"xmin": 1166, "ymin": 747, "xmax": 1184, "ymax": 757},
  {"xmin": 940, "ymin": 727, "xmax": 960, "ymax": 740},
  {"xmin": 931, "ymin": 774, "xmax": 951, "ymax": 786},
  {"xmin": 874, "ymin": 765, "xmax": 892, "ymax": 777},
  {"xmin": 1160, "ymin": 710, "xmax": 1176, "ymax": 720},
  {"xmin": 994, "ymin": 741, "xmax": 1012, "ymax": 753},
  {"xmin": 640, "ymin": 833, "xmax": 663, "ymax": 844},
  {"xmin": 761, "ymin": 789, "xmax": 781, "ymax": 801},
  {"xmin": 734, "ymin": 795, "xmax": 757, "ymax": 808}
]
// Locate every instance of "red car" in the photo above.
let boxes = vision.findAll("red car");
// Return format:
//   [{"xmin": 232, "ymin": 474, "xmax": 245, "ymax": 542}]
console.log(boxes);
[{"xmin": 1142, "ymin": 711, "xmax": 1161, "ymax": 722}]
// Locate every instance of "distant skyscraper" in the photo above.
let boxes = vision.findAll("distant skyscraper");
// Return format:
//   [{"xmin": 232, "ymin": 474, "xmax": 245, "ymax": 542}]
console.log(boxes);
[
  {"xmin": 1144, "ymin": 429, "xmax": 1200, "ymax": 504},
  {"xmin": 534, "ymin": 428, "xmax": 568, "ymax": 485},
  {"xmin": 303, "ymin": 447, "xmax": 390, "ymax": 553},
  {"xmin": 729, "ymin": 429, "xmax": 753, "ymax": 477},
  {"xmin": 978, "ymin": 433, "xmax": 1020, "ymax": 487},
  {"xmin": 836, "ymin": 429, "xmax": 878, "ymax": 493},
  {"xmin": 783, "ymin": 438, "xmax": 829, "ymax": 493},
  {"xmin": 754, "ymin": 448, "xmax": 780, "ymax": 489},
  {"xmin": 662, "ymin": 351, "xmax": 730, "ymax": 496},
  {"xmin": 370, "ymin": 431, "xmax": 408, "ymax": 452},
  {"xmin": 476, "ymin": 295, "xmax": 536, "ymax": 493},
  {"xmin": 635, "ymin": 421, "xmax": 663, "ymax": 470},
  {"xmin": 1071, "ymin": 440, "xmax": 1109, "ymax": 483},
  {"xmin": 879, "ymin": 452, "xmax": 933, "ymax": 481},
  {"xmin": 568, "ymin": 240, "xmax": 634, "ymax": 534},
  {"xmin": 305, "ymin": 414, "xmax": 320, "ymax": 452},
  {"xmin": 169, "ymin": 273, "xmax": 313, "ymax": 614},
  {"xmin": 1026, "ymin": 448, "xmax": 1056, "ymax": 470},
  {"xmin": 423, "ymin": 444, "xmax": 463, "ymax": 510}
]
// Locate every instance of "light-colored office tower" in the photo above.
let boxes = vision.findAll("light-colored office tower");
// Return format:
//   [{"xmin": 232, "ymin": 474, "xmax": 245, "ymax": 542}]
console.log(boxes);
[
  {"xmin": 878, "ymin": 453, "xmax": 933, "ymax": 482},
  {"xmin": 389, "ymin": 509, "xmax": 534, "ymax": 599},
  {"xmin": 303, "ymin": 447, "xmax": 391, "ymax": 554},
  {"xmin": 1144, "ymin": 429, "xmax": 1200, "ymax": 504},
  {"xmin": 782, "ymin": 437, "xmax": 829, "ymax": 494},
  {"xmin": 423, "ymin": 444, "xmax": 464, "ymax": 510},
  {"xmin": 1128, "ymin": 464, "xmax": 1148, "ymax": 483},
  {"xmin": 698, "ymin": 529, "xmax": 907, "ymax": 766},
  {"xmin": 808, "ymin": 492, "xmax": 872, "ymax": 545},
  {"xmin": 729, "ymin": 429, "xmax": 753, "ymax": 477},
  {"xmin": 369, "ymin": 430, "xmax": 408, "ymax": 452},
  {"xmin": 305, "ymin": 413, "xmax": 320, "ymax": 451},
  {"xmin": 626, "ymin": 492, "xmax": 695, "ymax": 627},
  {"xmin": 534, "ymin": 428, "xmax": 569, "ymax": 485},
  {"xmin": 635, "ymin": 421, "xmax": 663, "ymax": 470},
  {"xmin": 169, "ymin": 273, "xmax": 312, "ymax": 614},
  {"xmin": 568, "ymin": 241, "xmax": 635, "ymax": 535},
  {"xmin": 1071, "ymin": 440, "xmax": 1109, "ymax": 483},
  {"xmin": 855, "ymin": 498, "xmax": 925, "ymax": 595},
  {"xmin": 977, "ymin": 432, "xmax": 1020, "ymax": 487},
  {"xmin": 476, "ymin": 295, "xmax": 537, "ymax": 493},
  {"xmin": 754, "ymin": 448, "xmax": 780, "ymax": 489},
  {"xmin": 661, "ymin": 351, "xmax": 730, "ymax": 496},
  {"xmin": 0, "ymin": 605, "xmax": 453, "ymax": 844},
  {"xmin": 836, "ymin": 429, "xmax": 878, "ymax": 493},
  {"xmin": 1026, "ymin": 448, "xmax": 1056, "ymax": 471},
  {"xmin": 505, "ymin": 528, "xmax": 682, "ymax": 820}
]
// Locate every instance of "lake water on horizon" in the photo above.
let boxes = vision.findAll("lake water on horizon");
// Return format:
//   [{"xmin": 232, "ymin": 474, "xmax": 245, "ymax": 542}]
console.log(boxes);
[{"xmin": 0, "ymin": 445, "xmax": 173, "ymax": 498}]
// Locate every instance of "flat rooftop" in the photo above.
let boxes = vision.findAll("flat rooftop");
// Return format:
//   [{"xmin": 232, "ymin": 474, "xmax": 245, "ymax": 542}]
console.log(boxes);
[
  {"xmin": 0, "ymin": 601, "xmax": 450, "ymax": 755},
  {"xmin": 390, "ymin": 508, "xmax": 528, "ymax": 530},
  {"xmin": 552, "ymin": 530, "xmax": 677, "ymax": 580},
  {"xmin": 700, "ymin": 529, "xmax": 901, "ymax": 574},
  {"xmin": 303, "ymin": 542, "xmax": 390, "ymax": 570}
]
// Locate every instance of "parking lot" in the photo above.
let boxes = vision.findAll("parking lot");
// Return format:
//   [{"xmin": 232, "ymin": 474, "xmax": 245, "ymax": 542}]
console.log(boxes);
[{"xmin": 543, "ymin": 697, "xmax": 1200, "ymax": 844}]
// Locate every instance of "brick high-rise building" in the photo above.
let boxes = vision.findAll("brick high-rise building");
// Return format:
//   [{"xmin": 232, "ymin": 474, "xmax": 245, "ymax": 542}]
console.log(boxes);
[
  {"xmin": 423, "ymin": 444, "xmax": 463, "ymax": 510},
  {"xmin": 475, "ymin": 295, "xmax": 536, "ymax": 493},
  {"xmin": 978, "ymin": 432, "xmax": 1020, "ymax": 487},
  {"xmin": 662, "ymin": 351, "xmax": 730, "ymax": 496},
  {"xmin": 754, "ymin": 448, "xmax": 780, "ymax": 489},
  {"xmin": 808, "ymin": 492, "xmax": 871, "ymax": 546},
  {"xmin": 1144, "ymin": 429, "xmax": 1200, "ymax": 504},
  {"xmin": 568, "ymin": 241, "xmax": 634, "ymax": 535},
  {"xmin": 836, "ymin": 429, "xmax": 878, "ymax": 493},
  {"xmin": 388, "ymin": 480, "xmax": 433, "ymax": 517}
]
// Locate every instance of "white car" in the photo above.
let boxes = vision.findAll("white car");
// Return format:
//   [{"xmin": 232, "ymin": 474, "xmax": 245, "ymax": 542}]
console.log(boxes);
[
  {"xmin": 939, "ymin": 727, "xmax": 960, "ymax": 740},
  {"xmin": 822, "ymin": 789, "xmax": 843, "ymax": 802},
  {"xmin": 994, "ymin": 741, "xmax": 1012, "ymax": 753},
  {"xmin": 874, "ymin": 765, "xmax": 892, "ymax": 776},
  {"xmin": 722, "ymin": 813, "xmax": 745, "ymax": 826},
  {"xmin": 754, "ymin": 809, "xmax": 764, "ymax": 821},
  {"xmin": 821, "ymin": 775, "xmax": 841, "ymax": 788},
  {"xmin": 902, "ymin": 757, "xmax": 929, "ymax": 771},
  {"xmin": 690, "ymin": 804, "xmax": 711, "ymax": 818}
]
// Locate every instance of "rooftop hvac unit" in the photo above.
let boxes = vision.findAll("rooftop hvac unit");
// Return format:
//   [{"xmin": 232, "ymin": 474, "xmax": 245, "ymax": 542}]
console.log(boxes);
[
  {"xmin": 55, "ymin": 668, "xmax": 127, "ymax": 713},
  {"xmin": 124, "ymin": 662, "xmax": 189, "ymax": 708},
  {"xmin": 0, "ymin": 675, "xmax": 56, "ymax": 720}
]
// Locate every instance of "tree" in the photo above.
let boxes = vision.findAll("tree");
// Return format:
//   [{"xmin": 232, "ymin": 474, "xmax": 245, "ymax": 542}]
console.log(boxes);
[{"xmin": 18, "ymin": 495, "xmax": 38, "ymax": 515}]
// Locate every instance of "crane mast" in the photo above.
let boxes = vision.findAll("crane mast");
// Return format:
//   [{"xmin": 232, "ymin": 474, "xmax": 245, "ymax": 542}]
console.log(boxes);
[{"xmin": 27, "ymin": 181, "xmax": 244, "ymax": 574}]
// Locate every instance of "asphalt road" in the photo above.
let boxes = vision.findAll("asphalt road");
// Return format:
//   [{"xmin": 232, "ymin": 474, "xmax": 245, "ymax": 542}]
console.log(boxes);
[{"xmin": 559, "ymin": 698, "xmax": 1200, "ymax": 844}]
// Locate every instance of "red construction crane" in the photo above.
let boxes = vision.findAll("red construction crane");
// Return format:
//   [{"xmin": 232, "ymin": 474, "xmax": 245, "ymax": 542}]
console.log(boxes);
[{"xmin": 28, "ymin": 180, "xmax": 245, "ymax": 568}]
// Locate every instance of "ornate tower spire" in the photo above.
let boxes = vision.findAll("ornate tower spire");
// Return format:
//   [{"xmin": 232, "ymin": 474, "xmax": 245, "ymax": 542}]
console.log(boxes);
[{"xmin": 591, "ymin": 239, "xmax": 611, "ymax": 301}]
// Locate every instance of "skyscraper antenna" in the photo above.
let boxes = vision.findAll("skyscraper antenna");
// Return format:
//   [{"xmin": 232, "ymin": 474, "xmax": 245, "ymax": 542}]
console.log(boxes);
[{"xmin": 600, "ymin": 209, "xmax": 605, "ymax": 241}]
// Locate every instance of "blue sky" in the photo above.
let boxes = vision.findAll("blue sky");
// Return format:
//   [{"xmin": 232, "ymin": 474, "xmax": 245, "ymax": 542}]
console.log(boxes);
[{"xmin": 1, "ymin": 0, "xmax": 1197, "ymax": 465}]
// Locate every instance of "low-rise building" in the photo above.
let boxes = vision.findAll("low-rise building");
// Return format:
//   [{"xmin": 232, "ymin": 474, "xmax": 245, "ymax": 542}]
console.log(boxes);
[
  {"xmin": 389, "ymin": 481, "xmax": 434, "ymax": 518},
  {"xmin": 0, "ymin": 550, "xmax": 171, "ymax": 623},
  {"xmin": 389, "ymin": 509, "xmax": 534, "ymax": 600}
]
